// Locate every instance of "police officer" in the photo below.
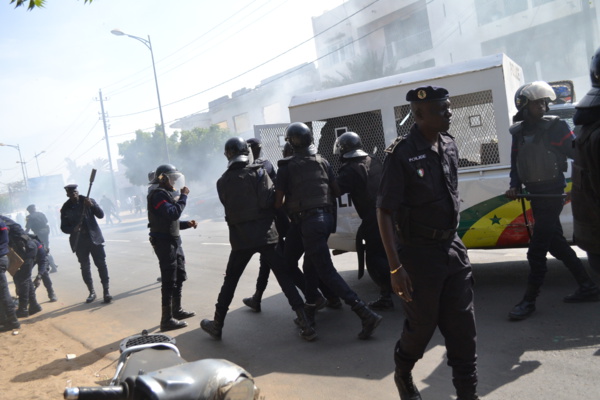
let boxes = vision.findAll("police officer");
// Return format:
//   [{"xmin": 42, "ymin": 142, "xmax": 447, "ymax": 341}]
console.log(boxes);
[
  {"xmin": 276, "ymin": 122, "xmax": 382, "ymax": 340},
  {"xmin": 200, "ymin": 137, "xmax": 315, "ymax": 341},
  {"xmin": 25, "ymin": 204, "xmax": 58, "ymax": 272},
  {"xmin": 377, "ymin": 86, "xmax": 478, "ymax": 400},
  {"xmin": 505, "ymin": 81, "xmax": 600, "ymax": 320},
  {"xmin": 147, "ymin": 164, "xmax": 196, "ymax": 331},
  {"xmin": 30, "ymin": 234, "xmax": 57, "ymax": 302},
  {"xmin": 334, "ymin": 131, "xmax": 393, "ymax": 310},
  {"xmin": 572, "ymin": 46, "xmax": 600, "ymax": 275},
  {"xmin": 0, "ymin": 218, "xmax": 21, "ymax": 332},
  {"xmin": 0, "ymin": 215, "xmax": 43, "ymax": 318},
  {"xmin": 60, "ymin": 184, "xmax": 112, "ymax": 304}
]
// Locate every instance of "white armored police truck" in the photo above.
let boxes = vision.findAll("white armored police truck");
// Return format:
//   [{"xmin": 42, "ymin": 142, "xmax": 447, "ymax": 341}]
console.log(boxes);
[{"xmin": 254, "ymin": 53, "xmax": 577, "ymax": 252}]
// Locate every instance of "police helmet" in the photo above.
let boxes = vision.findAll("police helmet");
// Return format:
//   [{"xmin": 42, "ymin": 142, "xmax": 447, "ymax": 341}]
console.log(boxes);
[
  {"xmin": 148, "ymin": 171, "xmax": 156, "ymax": 183},
  {"xmin": 514, "ymin": 81, "xmax": 557, "ymax": 112},
  {"xmin": 282, "ymin": 142, "xmax": 294, "ymax": 158},
  {"xmin": 578, "ymin": 46, "xmax": 600, "ymax": 108},
  {"xmin": 334, "ymin": 132, "xmax": 368, "ymax": 159},
  {"xmin": 224, "ymin": 137, "xmax": 250, "ymax": 166},
  {"xmin": 27, "ymin": 204, "xmax": 36, "ymax": 213},
  {"xmin": 153, "ymin": 164, "xmax": 185, "ymax": 190},
  {"xmin": 285, "ymin": 122, "xmax": 317, "ymax": 155}
]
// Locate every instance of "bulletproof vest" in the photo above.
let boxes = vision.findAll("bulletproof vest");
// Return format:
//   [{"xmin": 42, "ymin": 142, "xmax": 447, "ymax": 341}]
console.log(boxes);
[
  {"xmin": 346, "ymin": 156, "xmax": 382, "ymax": 219},
  {"xmin": 147, "ymin": 188, "xmax": 180, "ymax": 237},
  {"xmin": 220, "ymin": 164, "xmax": 273, "ymax": 225},
  {"xmin": 511, "ymin": 117, "xmax": 566, "ymax": 185},
  {"xmin": 0, "ymin": 215, "xmax": 35, "ymax": 257},
  {"xmin": 283, "ymin": 154, "xmax": 332, "ymax": 214}
]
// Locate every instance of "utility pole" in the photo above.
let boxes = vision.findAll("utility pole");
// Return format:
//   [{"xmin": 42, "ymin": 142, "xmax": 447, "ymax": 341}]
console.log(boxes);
[{"xmin": 97, "ymin": 89, "xmax": 119, "ymax": 204}]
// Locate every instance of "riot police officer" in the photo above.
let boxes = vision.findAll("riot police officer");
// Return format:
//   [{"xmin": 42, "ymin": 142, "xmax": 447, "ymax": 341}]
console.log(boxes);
[
  {"xmin": 200, "ymin": 137, "xmax": 315, "ymax": 341},
  {"xmin": 505, "ymin": 81, "xmax": 600, "ymax": 320},
  {"xmin": 147, "ymin": 164, "xmax": 196, "ymax": 331},
  {"xmin": 0, "ymin": 218, "xmax": 21, "ymax": 331},
  {"xmin": 377, "ymin": 86, "xmax": 478, "ymax": 400},
  {"xmin": 334, "ymin": 131, "xmax": 393, "ymax": 310},
  {"xmin": 0, "ymin": 215, "xmax": 42, "ymax": 318},
  {"xmin": 25, "ymin": 204, "xmax": 58, "ymax": 272},
  {"xmin": 275, "ymin": 122, "xmax": 382, "ymax": 340},
  {"xmin": 572, "ymin": 46, "xmax": 600, "ymax": 275}
]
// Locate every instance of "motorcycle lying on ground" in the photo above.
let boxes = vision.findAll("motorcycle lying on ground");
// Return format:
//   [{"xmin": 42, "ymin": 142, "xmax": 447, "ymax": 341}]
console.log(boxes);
[{"xmin": 63, "ymin": 330, "xmax": 259, "ymax": 400}]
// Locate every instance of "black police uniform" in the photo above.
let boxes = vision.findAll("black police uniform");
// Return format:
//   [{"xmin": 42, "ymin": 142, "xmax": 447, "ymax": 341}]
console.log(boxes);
[
  {"xmin": 377, "ymin": 121, "xmax": 477, "ymax": 395},
  {"xmin": 337, "ymin": 154, "xmax": 392, "ymax": 307},
  {"xmin": 26, "ymin": 209, "xmax": 58, "ymax": 271},
  {"xmin": 0, "ymin": 219, "xmax": 20, "ymax": 331},
  {"xmin": 1, "ymin": 215, "xmax": 42, "ymax": 317},
  {"xmin": 203, "ymin": 161, "xmax": 311, "ymax": 338},
  {"xmin": 509, "ymin": 117, "xmax": 597, "ymax": 293},
  {"xmin": 60, "ymin": 192, "xmax": 111, "ymax": 299},
  {"xmin": 29, "ymin": 235, "xmax": 57, "ymax": 302},
  {"xmin": 147, "ymin": 186, "xmax": 193, "ymax": 319}
]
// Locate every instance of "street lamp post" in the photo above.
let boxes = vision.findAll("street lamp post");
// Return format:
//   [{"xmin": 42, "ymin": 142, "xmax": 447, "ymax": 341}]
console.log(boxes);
[
  {"xmin": 111, "ymin": 28, "xmax": 170, "ymax": 163},
  {"xmin": 34, "ymin": 150, "xmax": 45, "ymax": 177},
  {"xmin": 0, "ymin": 143, "xmax": 28, "ymax": 189}
]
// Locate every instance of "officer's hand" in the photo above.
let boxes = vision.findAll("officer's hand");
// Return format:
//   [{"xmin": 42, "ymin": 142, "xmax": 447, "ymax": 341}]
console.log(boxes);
[
  {"xmin": 84, "ymin": 198, "xmax": 93, "ymax": 207},
  {"xmin": 180, "ymin": 186, "xmax": 190, "ymax": 195},
  {"xmin": 390, "ymin": 267, "xmax": 413, "ymax": 303},
  {"xmin": 505, "ymin": 187, "xmax": 519, "ymax": 200},
  {"xmin": 188, "ymin": 220, "xmax": 198, "ymax": 229}
]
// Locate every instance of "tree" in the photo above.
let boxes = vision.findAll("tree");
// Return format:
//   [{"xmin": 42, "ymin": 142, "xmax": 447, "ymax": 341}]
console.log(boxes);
[
  {"xmin": 10, "ymin": 0, "xmax": 92, "ymax": 10},
  {"xmin": 322, "ymin": 50, "xmax": 399, "ymax": 89}
]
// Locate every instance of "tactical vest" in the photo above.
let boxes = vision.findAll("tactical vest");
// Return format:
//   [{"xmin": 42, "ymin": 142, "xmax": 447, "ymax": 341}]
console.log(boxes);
[
  {"xmin": 220, "ymin": 165, "xmax": 273, "ymax": 225},
  {"xmin": 283, "ymin": 154, "xmax": 332, "ymax": 214},
  {"xmin": 345, "ymin": 156, "xmax": 382, "ymax": 219},
  {"xmin": 147, "ymin": 188, "xmax": 179, "ymax": 237},
  {"xmin": 511, "ymin": 117, "xmax": 566, "ymax": 185}
]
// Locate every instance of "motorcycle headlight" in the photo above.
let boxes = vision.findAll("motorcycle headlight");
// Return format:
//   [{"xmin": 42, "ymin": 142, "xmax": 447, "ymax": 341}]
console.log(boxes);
[{"xmin": 223, "ymin": 376, "xmax": 257, "ymax": 400}]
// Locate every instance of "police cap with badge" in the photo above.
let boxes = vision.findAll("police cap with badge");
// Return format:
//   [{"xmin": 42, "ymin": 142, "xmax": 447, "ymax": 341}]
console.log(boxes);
[{"xmin": 406, "ymin": 86, "xmax": 449, "ymax": 102}]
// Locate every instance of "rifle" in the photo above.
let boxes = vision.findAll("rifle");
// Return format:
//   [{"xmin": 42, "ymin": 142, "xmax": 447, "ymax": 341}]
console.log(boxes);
[{"xmin": 72, "ymin": 169, "xmax": 97, "ymax": 253}]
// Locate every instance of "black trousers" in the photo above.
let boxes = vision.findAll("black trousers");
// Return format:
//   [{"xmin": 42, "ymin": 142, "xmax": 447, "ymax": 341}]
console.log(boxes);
[
  {"xmin": 150, "ymin": 236, "xmax": 187, "ymax": 307},
  {"xmin": 395, "ymin": 237, "xmax": 477, "ymax": 394},
  {"xmin": 215, "ymin": 243, "xmax": 304, "ymax": 315},
  {"xmin": 0, "ymin": 255, "xmax": 17, "ymax": 321},
  {"xmin": 75, "ymin": 234, "xmax": 109, "ymax": 289},
  {"xmin": 528, "ymin": 196, "xmax": 587, "ymax": 287}
]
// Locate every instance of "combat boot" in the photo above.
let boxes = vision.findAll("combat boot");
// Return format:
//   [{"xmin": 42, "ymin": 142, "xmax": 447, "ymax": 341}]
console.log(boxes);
[
  {"xmin": 103, "ymin": 286, "xmax": 113, "ymax": 304},
  {"xmin": 0, "ymin": 314, "xmax": 20, "ymax": 332},
  {"xmin": 394, "ymin": 371, "xmax": 422, "ymax": 400},
  {"xmin": 508, "ymin": 284, "xmax": 539, "ymax": 320},
  {"xmin": 564, "ymin": 280, "xmax": 600, "ymax": 303},
  {"xmin": 200, "ymin": 310, "xmax": 226, "ymax": 340},
  {"xmin": 160, "ymin": 305, "xmax": 187, "ymax": 331},
  {"xmin": 172, "ymin": 296, "xmax": 195, "ymax": 319},
  {"xmin": 351, "ymin": 300, "xmax": 383, "ymax": 340},
  {"xmin": 48, "ymin": 289, "xmax": 58, "ymax": 302},
  {"xmin": 242, "ymin": 290, "xmax": 263, "ymax": 313},
  {"xmin": 294, "ymin": 307, "xmax": 317, "ymax": 341},
  {"xmin": 28, "ymin": 285, "xmax": 42, "ymax": 315},
  {"xmin": 86, "ymin": 284, "xmax": 96, "ymax": 303},
  {"xmin": 293, "ymin": 303, "xmax": 317, "ymax": 328},
  {"xmin": 368, "ymin": 294, "xmax": 394, "ymax": 311}
]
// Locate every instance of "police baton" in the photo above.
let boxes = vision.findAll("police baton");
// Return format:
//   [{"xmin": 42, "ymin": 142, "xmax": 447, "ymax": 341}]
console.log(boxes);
[{"xmin": 72, "ymin": 169, "xmax": 97, "ymax": 253}]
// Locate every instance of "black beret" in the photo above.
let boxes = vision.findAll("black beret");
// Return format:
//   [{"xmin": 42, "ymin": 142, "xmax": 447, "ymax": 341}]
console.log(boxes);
[
  {"xmin": 64, "ymin": 184, "xmax": 78, "ymax": 190},
  {"xmin": 246, "ymin": 137, "xmax": 261, "ymax": 146},
  {"xmin": 406, "ymin": 86, "xmax": 449, "ymax": 102}
]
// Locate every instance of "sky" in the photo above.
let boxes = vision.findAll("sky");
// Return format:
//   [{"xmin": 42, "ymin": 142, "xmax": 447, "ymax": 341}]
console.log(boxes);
[{"xmin": 0, "ymin": 0, "xmax": 346, "ymax": 188}]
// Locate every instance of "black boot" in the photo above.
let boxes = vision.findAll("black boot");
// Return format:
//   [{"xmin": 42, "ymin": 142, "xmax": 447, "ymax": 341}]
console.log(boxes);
[
  {"xmin": 200, "ymin": 310, "xmax": 226, "ymax": 340},
  {"xmin": 508, "ymin": 284, "xmax": 539, "ymax": 320},
  {"xmin": 394, "ymin": 371, "xmax": 422, "ymax": 400},
  {"xmin": 48, "ymin": 289, "xmax": 57, "ymax": 302},
  {"xmin": 564, "ymin": 279, "xmax": 600, "ymax": 303},
  {"xmin": 103, "ymin": 286, "xmax": 113, "ymax": 304},
  {"xmin": 86, "ymin": 284, "xmax": 96, "ymax": 303},
  {"xmin": 160, "ymin": 305, "xmax": 187, "ymax": 331},
  {"xmin": 294, "ymin": 307, "xmax": 317, "ymax": 341},
  {"xmin": 242, "ymin": 290, "xmax": 263, "ymax": 313},
  {"xmin": 28, "ymin": 288, "xmax": 42, "ymax": 316},
  {"xmin": 352, "ymin": 300, "xmax": 383, "ymax": 340},
  {"xmin": 0, "ymin": 313, "xmax": 20, "ymax": 332},
  {"xmin": 368, "ymin": 294, "xmax": 394, "ymax": 311},
  {"xmin": 15, "ymin": 305, "xmax": 29, "ymax": 319},
  {"xmin": 172, "ymin": 296, "xmax": 195, "ymax": 319}
]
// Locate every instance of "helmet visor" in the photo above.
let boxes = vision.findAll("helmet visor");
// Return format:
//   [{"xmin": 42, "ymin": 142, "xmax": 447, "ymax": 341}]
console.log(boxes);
[
  {"xmin": 333, "ymin": 136, "xmax": 342, "ymax": 155},
  {"xmin": 166, "ymin": 172, "xmax": 185, "ymax": 191},
  {"xmin": 522, "ymin": 81, "xmax": 557, "ymax": 102}
]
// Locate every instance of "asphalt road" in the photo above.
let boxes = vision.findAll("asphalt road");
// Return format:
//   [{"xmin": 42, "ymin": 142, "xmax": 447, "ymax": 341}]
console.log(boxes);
[{"xmin": 38, "ymin": 212, "xmax": 600, "ymax": 400}]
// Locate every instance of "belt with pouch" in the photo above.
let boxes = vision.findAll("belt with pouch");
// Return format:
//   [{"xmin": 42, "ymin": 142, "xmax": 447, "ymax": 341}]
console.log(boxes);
[
  {"xmin": 291, "ymin": 206, "xmax": 333, "ymax": 222},
  {"xmin": 410, "ymin": 222, "xmax": 456, "ymax": 241}
]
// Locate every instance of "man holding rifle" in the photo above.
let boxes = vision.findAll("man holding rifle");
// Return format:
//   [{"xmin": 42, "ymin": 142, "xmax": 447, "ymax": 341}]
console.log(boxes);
[{"xmin": 60, "ymin": 182, "xmax": 113, "ymax": 304}]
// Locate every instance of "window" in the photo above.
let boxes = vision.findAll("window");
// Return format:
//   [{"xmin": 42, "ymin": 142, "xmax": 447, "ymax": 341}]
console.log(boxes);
[
  {"xmin": 233, "ymin": 113, "xmax": 250, "ymax": 133},
  {"xmin": 475, "ymin": 0, "xmax": 528, "ymax": 25}
]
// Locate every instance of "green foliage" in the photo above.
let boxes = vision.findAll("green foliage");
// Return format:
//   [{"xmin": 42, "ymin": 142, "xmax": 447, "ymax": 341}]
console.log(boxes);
[
  {"xmin": 10, "ymin": 0, "xmax": 92, "ymax": 10},
  {"xmin": 117, "ymin": 124, "xmax": 233, "ymax": 187},
  {"xmin": 322, "ymin": 50, "xmax": 399, "ymax": 89}
]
